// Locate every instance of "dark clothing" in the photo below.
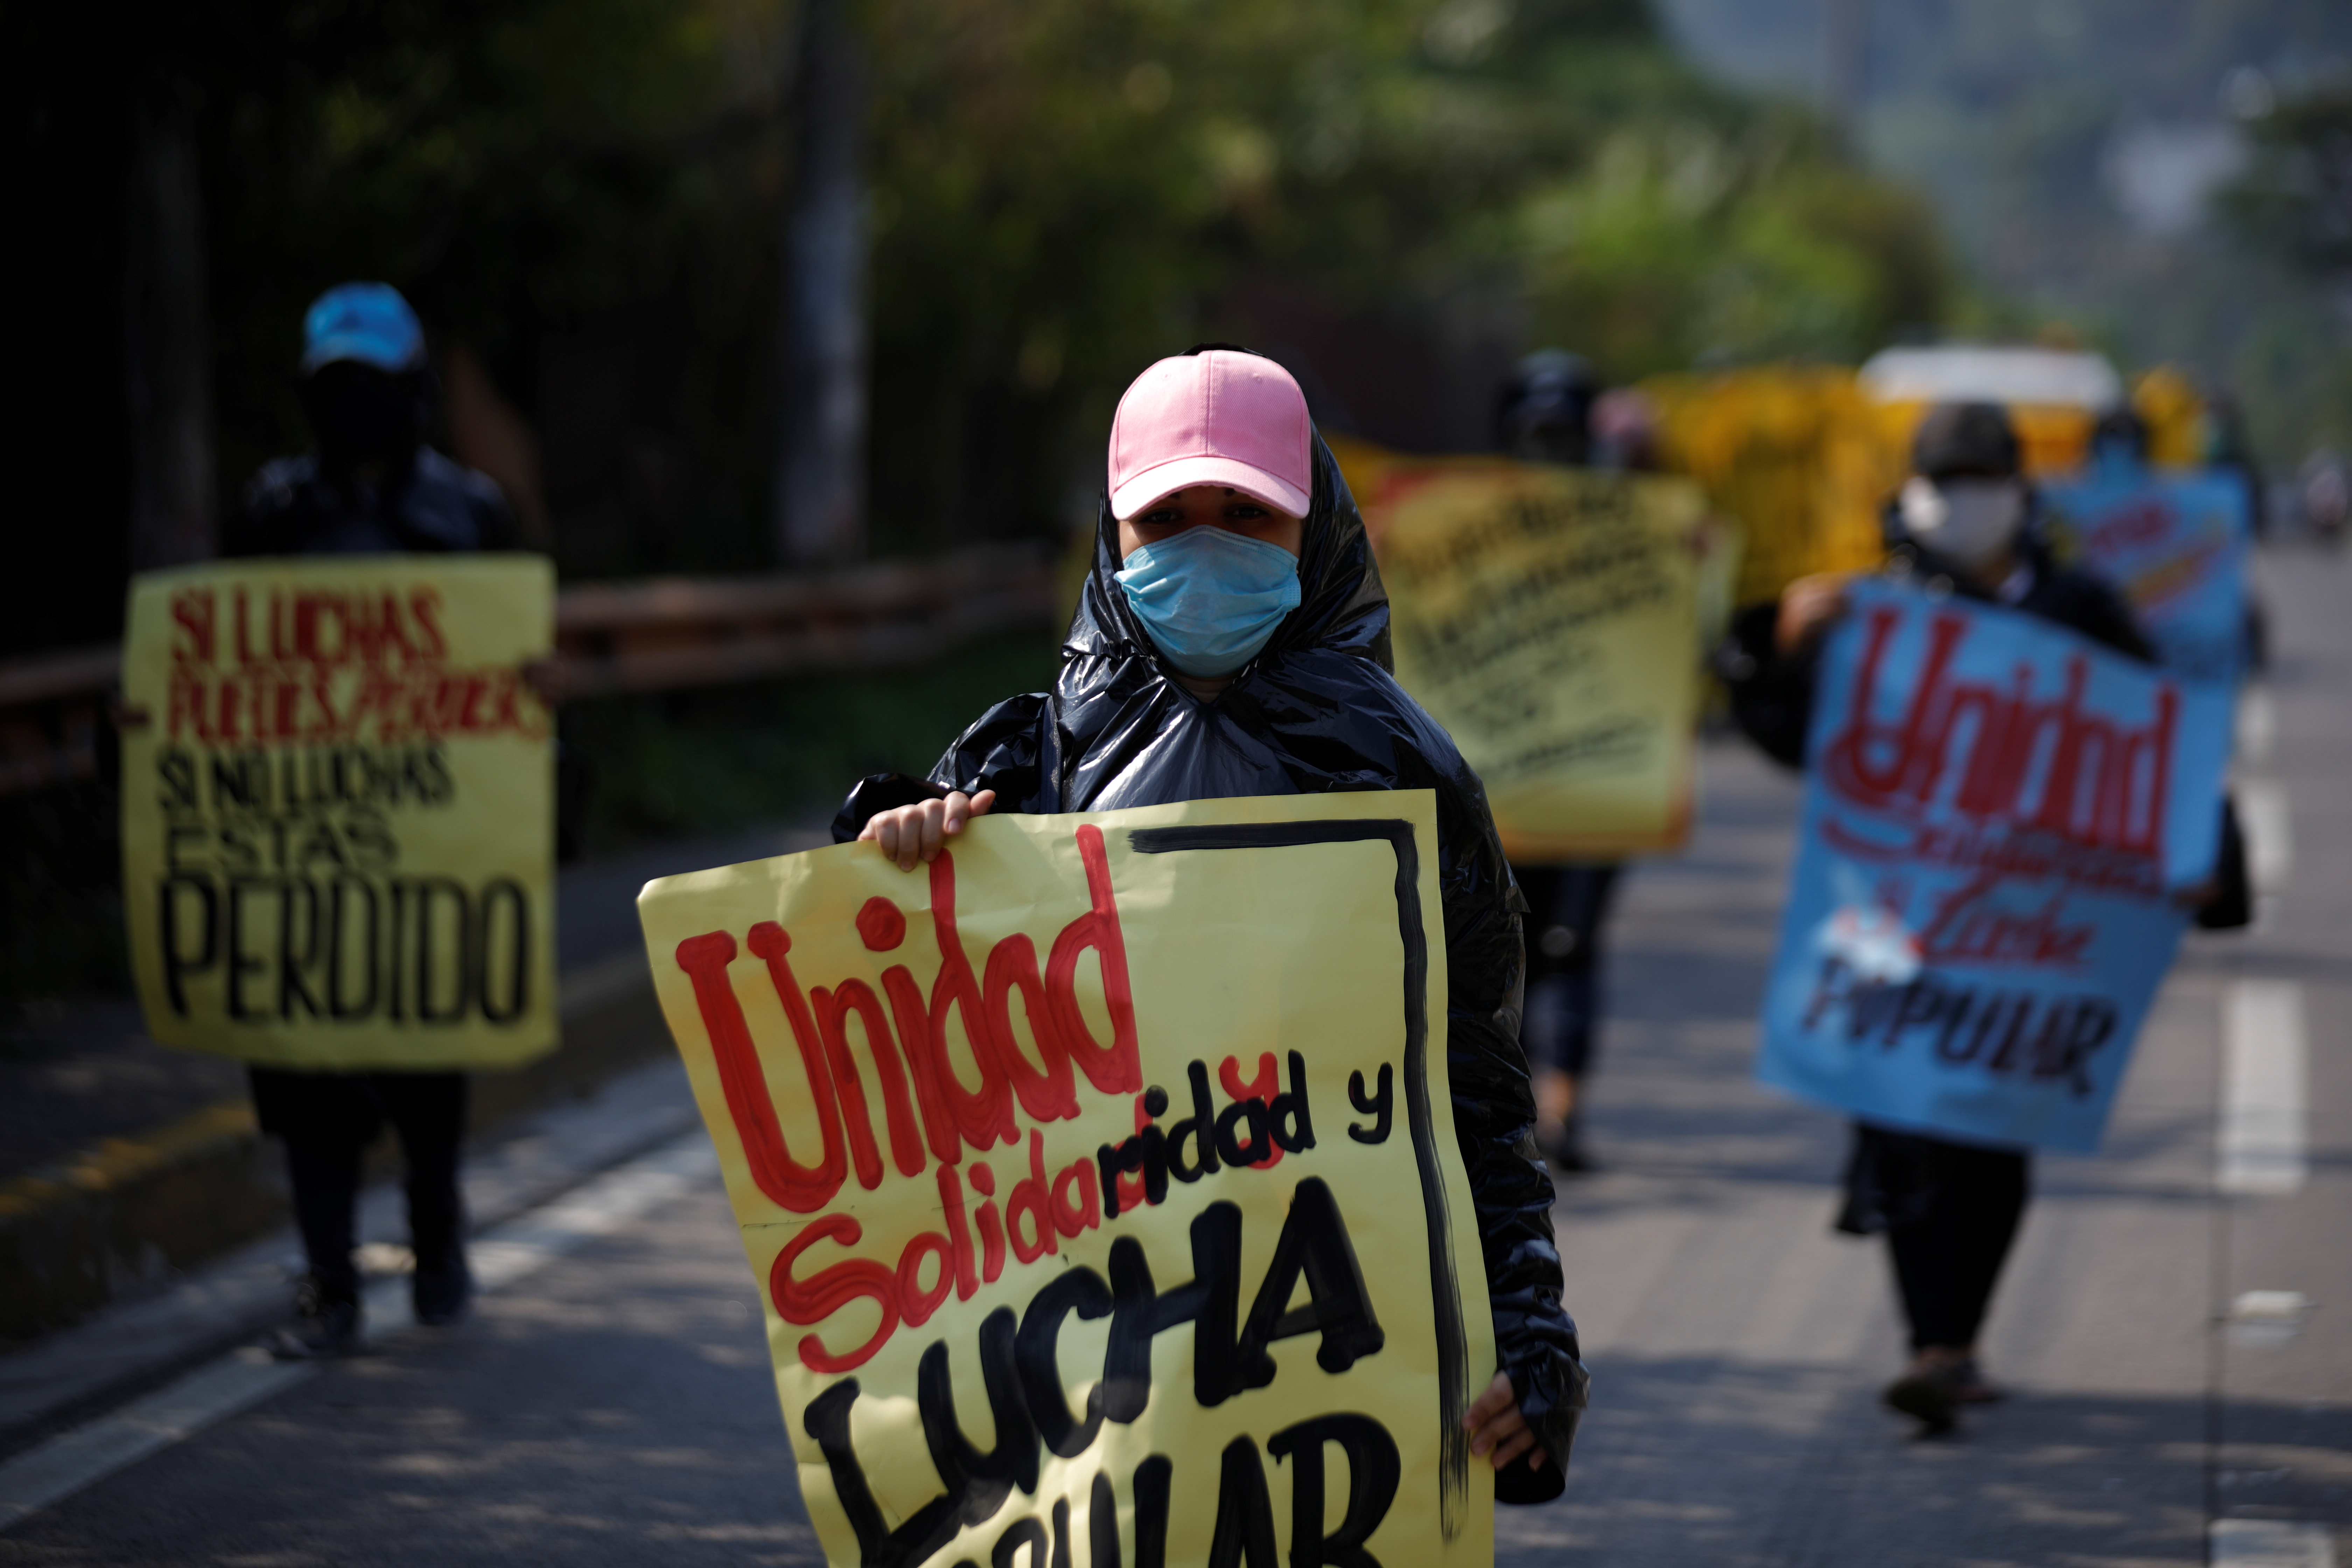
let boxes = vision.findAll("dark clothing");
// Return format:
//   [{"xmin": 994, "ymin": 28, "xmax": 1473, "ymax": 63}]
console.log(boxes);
[
  {"xmin": 833, "ymin": 433, "xmax": 1588, "ymax": 1499},
  {"xmin": 1839, "ymin": 1126, "xmax": 2030, "ymax": 1351},
  {"xmin": 1720, "ymin": 536, "xmax": 2154, "ymax": 1352},
  {"xmin": 254, "ymin": 1068, "xmax": 468, "ymax": 1298},
  {"xmin": 225, "ymin": 446, "xmax": 517, "ymax": 558},
  {"xmin": 226, "ymin": 442, "xmax": 512, "ymax": 1298},
  {"xmin": 1514, "ymin": 862, "xmax": 1620, "ymax": 1079}
]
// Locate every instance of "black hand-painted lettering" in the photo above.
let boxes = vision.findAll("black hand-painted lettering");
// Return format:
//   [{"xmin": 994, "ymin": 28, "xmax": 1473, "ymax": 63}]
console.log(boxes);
[
  {"xmin": 328, "ymin": 875, "xmax": 379, "ymax": 1018},
  {"xmin": 1206, "ymin": 1437, "xmax": 1279, "ymax": 1568},
  {"xmin": 414, "ymin": 876, "xmax": 474, "ymax": 1024},
  {"xmin": 1268, "ymin": 1415, "xmax": 1401, "ymax": 1568},
  {"xmin": 1090, "ymin": 1471, "xmax": 1121, "ymax": 1568},
  {"xmin": 158, "ymin": 748, "xmax": 197, "ymax": 809},
  {"xmin": 919, "ymin": 1306, "xmax": 1041, "ymax": 1526},
  {"xmin": 1132, "ymin": 1455, "xmax": 1172, "ymax": 1568},
  {"xmin": 478, "ymin": 878, "xmax": 531, "ymax": 1024},
  {"xmin": 803, "ymin": 1379, "xmax": 963, "ymax": 1568},
  {"xmin": 1126, "ymin": 819, "xmax": 1466, "ymax": 1538},
  {"xmin": 1102, "ymin": 1204, "xmax": 1245, "ymax": 1419},
  {"xmin": 1270, "ymin": 1051, "xmax": 1315, "ymax": 1152},
  {"xmin": 159, "ymin": 873, "xmax": 219, "ymax": 1017},
  {"xmin": 225, "ymin": 876, "xmax": 271, "ymax": 1021},
  {"xmin": 1345, "ymin": 1064, "xmax": 1392, "ymax": 1145},
  {"xmin": 992, "ymin": 1517, "xmax": 1046, "ymax": 1568},
  {"xmin": 1016, "ymin": 1267, "xmax": 1112, "ymax": 1458},
  {"xmin": 1213, "ymin": 1096, "xmax": 1273, "ymax": 1166},
  {"xmin": 1237, "ymin": 1178, "xmax": 1386, "ymax": 1378},
  {"xmin": 278, "ymin": 879, "xmax": 323, "ymax": 1019},
  {"xmin": 1166, "ymin": 1061, "xmax": 1220, "ymax": 1183}
]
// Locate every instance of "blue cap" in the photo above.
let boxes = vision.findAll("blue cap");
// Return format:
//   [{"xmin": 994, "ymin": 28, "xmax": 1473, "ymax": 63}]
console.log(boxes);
[{"xmin": 301, "ymin": 282, "xmax": 426, "ymax": 374}]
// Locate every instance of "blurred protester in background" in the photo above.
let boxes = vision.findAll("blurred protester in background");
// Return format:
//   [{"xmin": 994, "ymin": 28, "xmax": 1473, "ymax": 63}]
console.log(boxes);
[
  {"xmin": 1495, "ymin": 350, "xmax": 1632, "ymax": 1174},
  {"xmin": 2090, "ymin": 404, "xmax": 2269, "ymax": 673},
  {"xmin": 1716, "ymin": 403, "xmax": 2169, "ymax": 1434},
  {"xmin": 228, "ymin": 282, "xmax": 518, "ymax": 1358},
  {"xmin": 2200, "ymin": 392, "xmax": 2267, "ymax": 544},
  {"xmin": 2302, "ymin": 451, "xmax": 2347, "ymax": 546},
  {"xmin": 225, "ymin": 285, "xmax": 516, "ymax": 559}
]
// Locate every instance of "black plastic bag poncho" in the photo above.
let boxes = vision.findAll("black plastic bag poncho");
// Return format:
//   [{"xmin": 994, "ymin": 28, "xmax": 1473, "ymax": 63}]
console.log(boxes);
[{"xmin": 834, "ymin": 436, "xmax": 1588, "ymax": 1498}]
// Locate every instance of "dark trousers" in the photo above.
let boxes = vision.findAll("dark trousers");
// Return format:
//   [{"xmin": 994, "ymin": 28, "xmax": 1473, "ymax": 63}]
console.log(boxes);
[
  {"xmin": 250, "ymin": 1067, "xmax": 469, "ymax": 1299},
  {"xmin": 1513, "ymin": 863, "xmax": 1622, "ymax": 1079},
  {"xmin": 1841, "ymin": 1124, "xmax": 2030, "ymax": 1351}
]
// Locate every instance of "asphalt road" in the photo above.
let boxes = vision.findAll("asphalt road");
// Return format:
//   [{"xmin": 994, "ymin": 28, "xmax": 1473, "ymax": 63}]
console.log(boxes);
[{"xmin": 6, "ymin": 541, "xmax": 2346, "ymax": 1567}]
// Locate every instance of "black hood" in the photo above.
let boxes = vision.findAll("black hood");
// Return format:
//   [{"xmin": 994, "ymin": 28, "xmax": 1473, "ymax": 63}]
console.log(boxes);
[
  {"xmin": 833, "ymin": 428, "xmax": 1589, "ymax": 1499},
  {"xmin": 1066, "ymin": 432, "xmax": 1393, "ymax": 686}
]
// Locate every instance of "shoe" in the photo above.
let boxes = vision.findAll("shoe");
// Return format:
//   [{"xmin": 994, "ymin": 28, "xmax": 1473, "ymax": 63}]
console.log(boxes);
[
  {"xmin": 269, "ymin": 1275, "xmax": 363, "ymax": 1360},
  {"xmin": 413, "ymin": 1254, "xmax": 474, "ymax": 1326},
  {"xmin": 1950, "ymin": 1358, "xmax": 2006, "ymax": 1405},
  {"xmin": 1883, "ymin": 1362, "xmax": 1962, "ymax": 1435}
]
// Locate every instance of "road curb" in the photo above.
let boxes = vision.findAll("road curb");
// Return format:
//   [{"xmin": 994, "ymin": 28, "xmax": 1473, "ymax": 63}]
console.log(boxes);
[
  {"xmin": 0, "ymin": 952, "xmax": 668, "ymax": 1345},
  {"xmin": 0, "ymin": 1102, "xmax": 282, "ymax": 1346}
]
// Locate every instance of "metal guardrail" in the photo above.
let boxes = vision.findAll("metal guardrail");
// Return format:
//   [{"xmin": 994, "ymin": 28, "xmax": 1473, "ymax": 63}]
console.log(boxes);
[{"xmin": 0, "ymin": 543, "xmax": 1063, "ymax": 798}]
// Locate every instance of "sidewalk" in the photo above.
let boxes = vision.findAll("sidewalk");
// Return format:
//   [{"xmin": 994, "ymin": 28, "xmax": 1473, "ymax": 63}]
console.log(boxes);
[{"xmin": 0, "ymin": 819, "xmax": 825, "ymax": 1361}]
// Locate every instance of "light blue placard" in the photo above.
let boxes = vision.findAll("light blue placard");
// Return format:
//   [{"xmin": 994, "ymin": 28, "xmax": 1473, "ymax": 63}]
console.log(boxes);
[
  {"xmin": 1755, "ymin": 582, "xmax": 2231, "ymax": 1154},
  {"xmin": 2041, "ymin": 464, "xmax": 2253, "ymax": 686}
]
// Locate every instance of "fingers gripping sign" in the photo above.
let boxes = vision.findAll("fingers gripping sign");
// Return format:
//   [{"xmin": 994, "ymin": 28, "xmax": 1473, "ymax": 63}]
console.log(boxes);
[
  {"xmin": 859, "ymin": 790, "xmax": 998, "ymax": 872},
  {"xmin": 1464, "ymin": 1370, "xmax": 1542, "ymax": 1473}
]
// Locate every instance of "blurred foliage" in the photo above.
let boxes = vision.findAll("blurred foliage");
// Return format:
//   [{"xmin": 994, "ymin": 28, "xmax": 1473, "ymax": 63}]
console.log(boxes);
[
  {"xmin": 198, "ymin": 0, "xmax": 791, "ymax": 575},
  {"xmin": 181, "ymin": 0, "xmax": 1950, "ymax": 568},
  {"xmin": 1662, "ymin": 0, "xmax": 2352, "ymax": 468},
  {"xmin": 565, "ymin": 629, "xmax": 1060, "ymax": 850},
  {"xmin": 2219, "ymin": 79, "xmax": 2352, "ymax": 279},
  {"xmin": 862, "ymin": 0, "xmax": 1946, "ymax": 545}
]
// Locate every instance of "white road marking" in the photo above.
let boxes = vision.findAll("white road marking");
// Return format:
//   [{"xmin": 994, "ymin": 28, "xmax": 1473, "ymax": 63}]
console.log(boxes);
[
  {"xmin": 0, "ymin": 1130, "xmax": 719, "ymax": 1533},
  {"xmin": 2219, "ymin": 980, "xmax": 2309, "ymax": 1197},
  {"xmin": 2212, "ymin": 1518, "xmax": 2337, "ymax": 1568},
  {"xmin": 2236, "ymin": 685, "xmax": 2276, "ymax": 764},
  {"xmin": 2228, "ymin": 1290, "xmax": 2315, "ymax": 1351},
  {"xmin": 2238, "ymin": 779, "xmax": 2293, "ymax": 894}
]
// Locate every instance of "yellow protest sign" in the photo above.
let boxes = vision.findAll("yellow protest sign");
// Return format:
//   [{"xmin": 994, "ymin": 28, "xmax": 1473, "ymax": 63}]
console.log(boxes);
[
  {"xmin": 1360, "ymin": 459, "xmax": 1709, "ymax": 860},
  {"xmin": 121, "ymin": 555, "xmax": 559, "ymax": 1071},
  {"xmin": 637, "ymin": 792, "xmax": 1497, "ymax": 1568},
  {"xmin": 1644, "ymin": 366, "xmax": 1894, "ymax": 607}
]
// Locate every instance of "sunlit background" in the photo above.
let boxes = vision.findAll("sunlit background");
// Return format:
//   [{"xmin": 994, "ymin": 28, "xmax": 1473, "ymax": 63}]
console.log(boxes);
[{"xmin": 6, "ymin": 0, "xmax": 2349, "ymax": 996}]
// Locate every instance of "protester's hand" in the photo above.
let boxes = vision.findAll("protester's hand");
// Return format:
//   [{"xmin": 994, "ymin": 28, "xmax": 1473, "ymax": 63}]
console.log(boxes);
[
  {"xmin": 1776, "ymin": 572, "xmax": 1858, "ymax": 656},
  {"xmin": 859, "ymin": 790, "xmax": 997, "ymax": 872},
  {"xmin": 1463, "ymin": 1370, "xmax": 1542, "ymax": 1472}
]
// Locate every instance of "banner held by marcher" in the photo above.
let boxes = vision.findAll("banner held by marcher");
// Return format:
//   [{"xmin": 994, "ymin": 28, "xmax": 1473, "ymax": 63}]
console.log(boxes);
[
  {"xmin": 636, "ymin": 790, "xmax": 1497, "ymax": 1568},
  {"xmin": 2041, "ymin": 467, "xmax": 2254, "ymax": 686},
  {"xmin": 1363, "ymin": 459, "xmax": 1712, "ymax": 860},
  {"xmin": 1755, "ymin": 582, "xmax": 2232, "ymax": 1154},
  {"xmin": 120, "ymin": 555, "xmax": 559, "ymax": 1070}
]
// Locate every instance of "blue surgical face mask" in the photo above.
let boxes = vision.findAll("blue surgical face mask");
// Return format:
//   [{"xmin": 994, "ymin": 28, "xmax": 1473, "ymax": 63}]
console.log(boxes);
[{"xmin": 1114, "ymin": 525, "xmax": 1303, "ymax": 678}]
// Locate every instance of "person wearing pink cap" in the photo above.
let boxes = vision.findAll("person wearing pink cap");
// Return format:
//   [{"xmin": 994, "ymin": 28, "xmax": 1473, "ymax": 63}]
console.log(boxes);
[{"xmin": 834, "ymin": 345, "xmax": 1589, "ymax": 1499}]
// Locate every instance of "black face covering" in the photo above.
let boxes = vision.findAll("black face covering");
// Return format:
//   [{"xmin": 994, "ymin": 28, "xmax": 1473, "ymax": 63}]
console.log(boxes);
[{"xmin": 303, "ymin": 362, "xmax": 428, "ymax": 471}]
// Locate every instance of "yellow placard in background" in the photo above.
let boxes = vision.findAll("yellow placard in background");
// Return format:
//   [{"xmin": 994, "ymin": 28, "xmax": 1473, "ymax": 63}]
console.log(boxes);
[
  {"xmin": 1362, "ymin": 459, "xmax": 1710, "ymax": 861},
  {"xmin": 1643, "ymin": 366, "xmax": 1898, "ymax": 608},
  {"xmin": 121, "ymin": 555, "xmax": 559, "ymax": 1071},
  {"xmin": 637, "ymin": 792, "xmax": 1496, "ymax": 1568}
]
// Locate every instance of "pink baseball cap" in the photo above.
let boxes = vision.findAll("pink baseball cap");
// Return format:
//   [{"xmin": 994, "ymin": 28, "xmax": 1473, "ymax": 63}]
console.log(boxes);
[{"xmin": 1107, "ymin": 350, "xmax": 1314, "ymax": 520}]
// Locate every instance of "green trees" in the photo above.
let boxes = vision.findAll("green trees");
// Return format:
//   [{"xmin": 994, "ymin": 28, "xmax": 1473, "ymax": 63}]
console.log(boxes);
[{"xmin": 161, "ymin": 0, "xmax": 1948, "ymax": 569}]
